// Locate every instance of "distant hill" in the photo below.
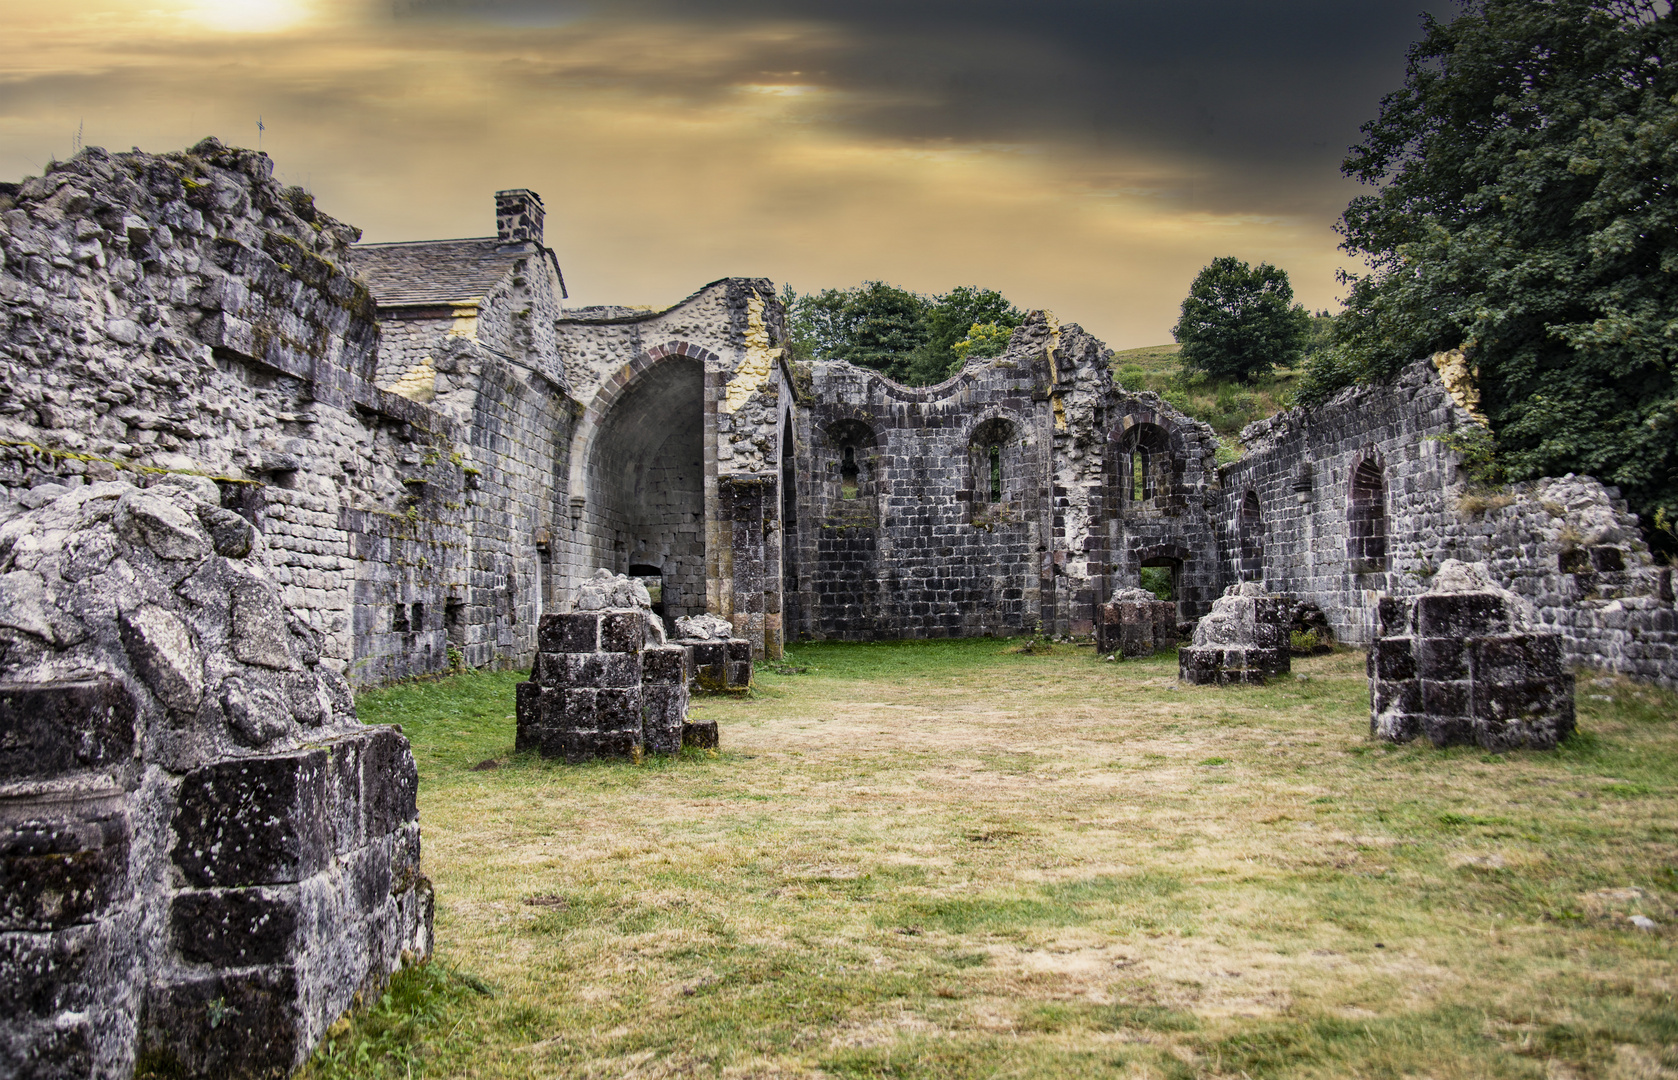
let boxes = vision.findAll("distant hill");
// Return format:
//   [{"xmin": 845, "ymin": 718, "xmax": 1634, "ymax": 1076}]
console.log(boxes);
[{"xmin": 1108, "ymin": 343, "xmax": 1300, "ymax": 462}]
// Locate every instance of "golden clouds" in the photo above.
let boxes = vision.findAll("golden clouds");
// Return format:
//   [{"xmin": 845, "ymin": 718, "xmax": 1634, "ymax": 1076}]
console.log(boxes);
[{"xmin": 0, "ymin": 2, "xmax": 1365, "ymax": 346}]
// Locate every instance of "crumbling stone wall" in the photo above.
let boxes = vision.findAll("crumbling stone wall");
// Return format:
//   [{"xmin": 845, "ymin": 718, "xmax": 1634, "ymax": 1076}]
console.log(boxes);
[
  {"xmin": 554, "ymin": 280, "xmax": 790, "ymax": 656},
  {"xmin": 1370, "ymin": 560, "xmax": 1576, "ymax": 749},
  {"xmin": 0, "ymin": 142, "xmax": 579, "ymax": 688},
  {"xmin": 1220, "ymin": 358, "xmax": 1676, "ymax": 684},
  {"xmin": 790, "ymin": 313, "xmax": 1220, "ymax": 642},
  {"xmin": 0, "ymin": 478, "xmax": 430, "ymax": 1079}
]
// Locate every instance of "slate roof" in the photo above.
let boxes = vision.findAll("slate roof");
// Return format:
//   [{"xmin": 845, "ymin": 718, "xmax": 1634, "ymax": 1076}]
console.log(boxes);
[{"xmin": 350, "ymin": 238, "xmax": 526, "ymax": 307}]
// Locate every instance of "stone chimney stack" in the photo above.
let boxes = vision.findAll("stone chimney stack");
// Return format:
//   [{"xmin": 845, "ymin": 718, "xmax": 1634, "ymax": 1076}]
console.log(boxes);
[{"xmin": 495, "ymin": 188, "xmax": 545, "ymax": 246}]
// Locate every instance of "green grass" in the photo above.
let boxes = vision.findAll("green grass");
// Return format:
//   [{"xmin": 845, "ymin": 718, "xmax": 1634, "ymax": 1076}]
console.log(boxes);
[{"xmin": 313, "ymin": 643, "xmax": 1678, "ymax": 1078}]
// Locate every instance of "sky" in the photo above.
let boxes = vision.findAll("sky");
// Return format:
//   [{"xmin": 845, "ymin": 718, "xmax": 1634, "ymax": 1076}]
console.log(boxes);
[{"xmin": 0, "ymin": 0, "xmax": 1457, "ymax": 349}]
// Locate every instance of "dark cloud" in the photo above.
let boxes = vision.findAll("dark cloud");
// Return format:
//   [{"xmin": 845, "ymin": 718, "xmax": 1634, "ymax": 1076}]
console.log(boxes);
[{"xmin": 397, "ymin": 0, "xmax": 1458, "ymax": 213}]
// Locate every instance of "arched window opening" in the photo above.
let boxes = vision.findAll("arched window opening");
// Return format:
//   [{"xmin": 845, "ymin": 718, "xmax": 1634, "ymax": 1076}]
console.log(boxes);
[
  {"xmin": 1349, "ymin": 459, "xmax": 1388, "ymax": 573},
  {"xmin": 824, "ymin": 418, "xmax": 877, "ymax": 509},
  {"xmin": 587, "ymin": 356, "xmax": 704, "ymax": 621},
  {"xmin": 967, "ymin": 417, "xmax": 1018, "ymax": 519},
  {"xmin": 840, "ymin": 446, "xmax": 860, "ymax": 500},
  {"xmin": 1115, "ymin": 422, "xmax": 1174, "ymax": 506},
  {"xmin": 1238, "ymin": 490, "xmax": 1264, "ymax": 583}
]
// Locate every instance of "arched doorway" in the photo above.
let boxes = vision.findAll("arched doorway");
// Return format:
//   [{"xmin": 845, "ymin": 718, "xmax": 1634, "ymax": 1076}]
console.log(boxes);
[{"xmin": 586, "ymin": 357, "xmax": 706, "ymax": 624}]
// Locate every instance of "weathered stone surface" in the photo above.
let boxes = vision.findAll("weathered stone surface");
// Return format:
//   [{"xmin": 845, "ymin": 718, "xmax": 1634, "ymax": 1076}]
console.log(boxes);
[
  {"xmin": 0, "ymin": 682, "xmax": 136, "ymax": 783},
  {"xmin": 0, "ymin": 477, "xmax": 431, "ymax": 1078},
  {"xmin": 118, "ymin": 605, "xmax": 204, "ymax": 714},
  {"xmin": 1179, "ymin": 584, "xmax": 1291, "ymax": 685},
  {"xmin": 1370, "ymin": 560, "xmax": 1575, "ymax": 750},
  {"xmin": 1095, "ymin": 587, "xmax": 1178, "ymax": 658},
  {"xmin": 517, "ymin": 582, "xmax": 700, "ymax": 760}
]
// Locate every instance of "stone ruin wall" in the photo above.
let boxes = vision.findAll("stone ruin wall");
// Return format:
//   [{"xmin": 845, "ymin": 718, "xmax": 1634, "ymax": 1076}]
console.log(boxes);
[
  {"xmin": 793, "ymin": 315, "xmax": 1222, "ymax": 641},
  {"xmin": 1220, "ymin": 359, "xmax": 1677, "ymax": 685},
  {"xmin": 553, "ymin": 281, "xmax": 790, "ymax": 656},
  {"xmin": 3, "ymin": 140, "xmax": 1671, "ymax": 687},
  {"xmin": 0, "ymin": 141, "xmax": 573, "ymax": 688},
  {"xmin": 0, "ymin": 476, "xmax": 430, "ymax": 1079}
]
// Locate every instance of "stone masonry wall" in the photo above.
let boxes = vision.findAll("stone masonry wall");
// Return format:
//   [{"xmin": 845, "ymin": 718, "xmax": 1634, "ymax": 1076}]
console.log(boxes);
[
  {"xmin": 0, "ymin": 478, "xmax": 430, "ymax": 1079},
  {"xmin": 792, "ymin": 313, "xmax": 1220, "ymax": 642},
  {"xmin": 1219, "ymin": 359, "xmax": 1677, "ymax": 684},
  {"xmin": 0, "ymin": 142, "xmax": 576, "ymax": 687},
  {"xmin": 554, "ymin": 279, "xmax": 788, "ymax": 656}
]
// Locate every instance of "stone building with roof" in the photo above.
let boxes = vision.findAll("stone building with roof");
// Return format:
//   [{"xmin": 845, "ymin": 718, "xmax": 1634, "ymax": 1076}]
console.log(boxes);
[{"xmin": 1, "ymin": 142, "xmax": 1673, "ymax": 693}]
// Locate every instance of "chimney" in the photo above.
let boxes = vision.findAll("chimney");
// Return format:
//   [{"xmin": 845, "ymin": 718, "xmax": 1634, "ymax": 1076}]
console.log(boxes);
[{"xmin": 495, "ymin": 189, "xmax": 545, "ymax": 246}]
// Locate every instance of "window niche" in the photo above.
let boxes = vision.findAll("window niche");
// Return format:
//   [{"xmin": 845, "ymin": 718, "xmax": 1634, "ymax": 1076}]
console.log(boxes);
[
  {"xmin": 967, "ymin": 417, "xmax": 1018, "ymax": 527},
  {"xmin": 1348, "ymin": 458, "xmax": 1388, "ymax": 574},
  {"xmin": 1114, "ymin": 422, "xmax": 1176, "ymax": 511},
  {"xmin": 823, "ymin": 419, "xmax": 878, "ymax": 519},
  {"xmin": 1238, "ymin": 490, "xmax": 1264, "ymax": 583}
]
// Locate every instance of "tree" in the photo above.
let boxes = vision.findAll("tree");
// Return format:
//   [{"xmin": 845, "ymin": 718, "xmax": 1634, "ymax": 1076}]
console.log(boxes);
[
  {"xmin": 783, "ymin": 282, "xmax": 1024, "ymax": 386},
  {"xmin": 1172, "ymin": 257, "xmax": 1311, "ymax": 382},
  {"xmin": 1300, "ymin": 0, "xmax": 1678, "ymax": 528}
]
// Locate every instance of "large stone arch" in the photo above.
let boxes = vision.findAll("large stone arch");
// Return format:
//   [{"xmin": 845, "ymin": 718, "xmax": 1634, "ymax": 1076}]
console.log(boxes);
[{"xmin": 568, "ymin": 343, "xmax": 719, "ymax": 623}]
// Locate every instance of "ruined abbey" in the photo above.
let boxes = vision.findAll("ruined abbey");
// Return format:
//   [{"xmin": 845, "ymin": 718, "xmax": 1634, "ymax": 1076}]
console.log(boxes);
[
  {"xmin": 1, "ymin": 139, "xmax": 1675, "ymax": 1075},
  {"xmin": 3, "ymin": 140, "xmax": 1671, "ymax": 688}
]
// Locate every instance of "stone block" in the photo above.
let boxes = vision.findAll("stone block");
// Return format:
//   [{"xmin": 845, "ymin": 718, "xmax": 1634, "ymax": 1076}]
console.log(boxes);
[
  {"xmin": 641, "ymin": 686, "xmax": 686, "ymax": 755},
  {"xmin": 359, "ymin": 727, "xmax": 419, "ymax": 839},
  {"xmin": 1467, "ymin": 633, "xmax": 1563, "ymax": 685},
  {"xmin": 1370, "ymin": 637, "xmax": 1415, "ymax": 682},
  {"xmin": 0, "ymin": 681, "xmax": 136, "ymax": 784},
  {"xmin": 0, "ymin": 796, "xmax": 130, "ymax": 932},
  {"xmin": 1415, "ymin": 635, "xmax": 1467, "ymax": 681},
  {"xmin": 682, "ymin": 721, "xmax": 719, "ymax": 750},
  {"xmin": 0, "ymin": 920, "xmax": 139, "ymax": 1080},
  {"xmin": 172, "ymin": 750, "xmax": 333, "ymax": 888},
  {"xmin": 514, "ymin": 681, "xmax": 542, "ymax": 752},
  {"xmin": 1419, "ymin": 679, "xmax": 1469, "ymax": 719},
  {"xmin": 1376, "ymin": 596, "xmax": 1411, "ymax": 637},
  {"xmin": 1415, "ymin": 591, "xmax": 1509, "ymax": 640},
  {"xmin": 170, "ymin": 887, "xmax": 298, "ymax": 968},
  {"xmin": 642, "ymin": 644, "xmax": 690, "ymax": 686},
  {"xmin": 595, "ymin": 688, "xmax": 642, "ymax": 733},
  {"xmin": 537, "ymin": 612, "xmax": 599, "ymax": 654},
  {"xmin": 600, "ymin": 611, "xmax": 646, "ymax": 653},
  {"xmin": 140, "ymin": 968, "xmax": 303, "ymax": 1079},
  {"xmin": 561, "ymin": 688, "xmax": 596, "ymax": 731}
]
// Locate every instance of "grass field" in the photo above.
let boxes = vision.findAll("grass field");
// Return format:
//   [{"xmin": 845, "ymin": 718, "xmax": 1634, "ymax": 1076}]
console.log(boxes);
[{"xmin": 308, "ymin": 640, "xmax": 1677, "ymax": 1079}]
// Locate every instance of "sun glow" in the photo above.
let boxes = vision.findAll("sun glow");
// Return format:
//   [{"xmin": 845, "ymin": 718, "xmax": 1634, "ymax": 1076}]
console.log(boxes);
[{"xmin": 183, "ymin": 0, "xmax": 312, "ymax": 33}]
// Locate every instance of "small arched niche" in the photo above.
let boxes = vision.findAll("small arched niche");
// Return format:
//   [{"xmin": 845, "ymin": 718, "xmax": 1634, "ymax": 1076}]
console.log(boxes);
[{"xmin": 1348, "ymin": 458, "xmax": 1388, "ymax": 574}]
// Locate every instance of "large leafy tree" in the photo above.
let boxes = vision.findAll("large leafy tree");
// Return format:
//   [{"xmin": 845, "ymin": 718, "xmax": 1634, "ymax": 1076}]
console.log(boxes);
[
  {"xmin": 1172, "ymin": 257, "xmax": 1312, "ymax": 382},
  {"xmin": 1302, "ymin": 0, "xmax": 1678, "ymax": 527},
  {"xmin": 783, "ymin": 282, "xmax": 1023, "ymax": 385}
]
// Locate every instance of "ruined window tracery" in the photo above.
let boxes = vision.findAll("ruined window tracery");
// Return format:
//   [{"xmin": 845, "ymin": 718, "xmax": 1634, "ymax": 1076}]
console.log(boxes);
[
  {"xmin": 1116, "ymin": 422, "xmax": 1174, "ymax": 506},
  {"xmin": 1349, "ymin": 459, "xmax": 1388, "ymax": 573}
]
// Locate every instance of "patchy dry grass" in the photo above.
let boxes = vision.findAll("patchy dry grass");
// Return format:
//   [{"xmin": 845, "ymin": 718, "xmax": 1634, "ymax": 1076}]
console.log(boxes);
[{"xmin": 331, "ymin": 640, "xmax": 1678, "ymax": 1078}]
